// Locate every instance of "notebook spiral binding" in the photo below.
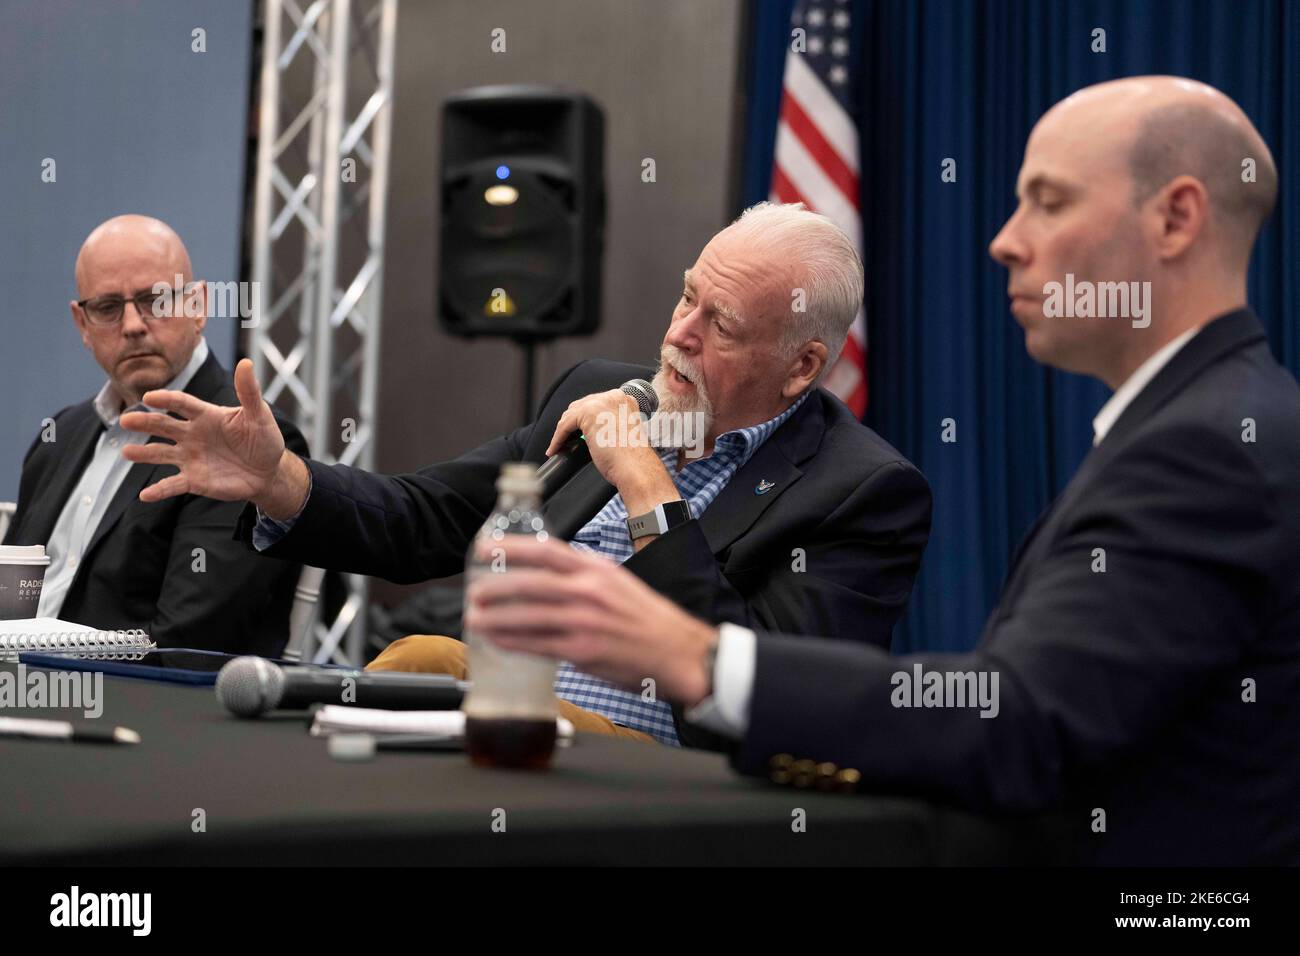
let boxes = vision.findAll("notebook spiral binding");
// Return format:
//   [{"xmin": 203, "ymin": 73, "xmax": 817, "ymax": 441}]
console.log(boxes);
[{"xmin": 0, "ymin": 628, "xmax": 155, "ymax": 661}]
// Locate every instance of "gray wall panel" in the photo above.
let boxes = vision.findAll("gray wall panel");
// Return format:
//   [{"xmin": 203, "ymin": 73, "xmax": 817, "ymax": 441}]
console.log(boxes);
[{"xmin": 374, "ymin": 0, "xmax": 746, "ymax": 602}]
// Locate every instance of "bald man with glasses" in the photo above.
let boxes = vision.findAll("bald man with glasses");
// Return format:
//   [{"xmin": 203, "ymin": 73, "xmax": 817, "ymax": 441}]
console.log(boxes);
[{"xmin": 2, "ymin": 215, "xmax": 308, "ymax": 655}]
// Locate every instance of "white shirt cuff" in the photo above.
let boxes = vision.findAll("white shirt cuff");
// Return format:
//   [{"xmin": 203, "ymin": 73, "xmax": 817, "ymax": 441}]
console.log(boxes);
[{"xmin": 683, "ymin": 622, "xmax": 756, "ymax": 739}]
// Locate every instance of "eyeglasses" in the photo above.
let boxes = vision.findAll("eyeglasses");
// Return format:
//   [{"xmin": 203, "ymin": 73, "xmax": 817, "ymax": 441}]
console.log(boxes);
[{"xmin": 75, "ymin": 287, "xmax": 195, "ymax": 327}]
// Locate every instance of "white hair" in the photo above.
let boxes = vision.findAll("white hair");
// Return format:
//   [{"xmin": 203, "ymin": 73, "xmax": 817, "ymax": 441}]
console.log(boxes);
[{"xmin": 724, "ymin": 201, "xmax": 863, "ymax": 379}]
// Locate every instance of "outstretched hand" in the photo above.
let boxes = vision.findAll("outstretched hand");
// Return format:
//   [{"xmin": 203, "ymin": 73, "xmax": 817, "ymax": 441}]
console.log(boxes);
[{"xmin": 119, "ymin": 358, "xmax": 291, "ymax": 506}]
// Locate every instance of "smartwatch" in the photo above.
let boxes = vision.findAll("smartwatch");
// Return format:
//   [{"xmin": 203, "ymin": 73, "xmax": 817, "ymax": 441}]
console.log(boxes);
[{"xmin": 626, "ymin": 499, "xmax": 692, "ymax": 540}]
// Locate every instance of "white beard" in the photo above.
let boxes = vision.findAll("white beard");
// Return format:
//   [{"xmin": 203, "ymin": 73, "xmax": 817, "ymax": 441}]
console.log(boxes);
[{"xmin": 649, "ymin": 350, "xmax": 714, "ymax": 450}]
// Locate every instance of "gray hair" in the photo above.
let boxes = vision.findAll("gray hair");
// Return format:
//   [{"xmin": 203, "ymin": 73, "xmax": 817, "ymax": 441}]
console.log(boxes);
[{"xmin": 725, "ymin": 201, "xmax": 863, "ymax": 379}]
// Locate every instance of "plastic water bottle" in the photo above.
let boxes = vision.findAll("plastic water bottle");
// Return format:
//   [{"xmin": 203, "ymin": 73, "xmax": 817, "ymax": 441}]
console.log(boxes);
[{"xmin": 461, "ymin": 462, "xmax": 558, "ymax": 769}]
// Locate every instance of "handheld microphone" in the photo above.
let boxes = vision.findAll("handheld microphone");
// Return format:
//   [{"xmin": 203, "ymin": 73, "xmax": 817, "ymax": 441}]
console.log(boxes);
[
  {"xmin": 536, "ymin": 378, "xmax": 659, "ymax": 498},
  {"xmin": 215, "ymin": 656, "xmax": 467, "ymax": 718}
]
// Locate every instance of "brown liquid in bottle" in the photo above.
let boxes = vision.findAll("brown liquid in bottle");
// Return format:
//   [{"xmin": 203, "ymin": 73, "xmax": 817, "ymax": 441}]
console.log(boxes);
[{"xmin": 465, "ymin": 716, "xmax": 557, "ymax": 769}]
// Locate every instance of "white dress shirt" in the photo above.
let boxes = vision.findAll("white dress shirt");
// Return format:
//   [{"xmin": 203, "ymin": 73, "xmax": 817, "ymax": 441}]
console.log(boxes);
[
  {"xmin": 1091, "ymin": 325, "xmax": 1201, "ymax": 445},
  {"xmin": 690, "ymin": 323, "xmax": 1209, "ymax": 740},
  {"xmin": 37, "ymin": 339, "xmax": 209, "ymax": 618},
  {"xmin": 682, "ymin": 622, "xmax": 756, "ymax": 737}
]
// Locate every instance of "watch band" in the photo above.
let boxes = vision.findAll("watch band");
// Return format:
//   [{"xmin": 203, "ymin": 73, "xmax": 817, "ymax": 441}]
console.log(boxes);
[{"xmin": 626, "ymin": 499, "xmax": 692, "ymax": 540}]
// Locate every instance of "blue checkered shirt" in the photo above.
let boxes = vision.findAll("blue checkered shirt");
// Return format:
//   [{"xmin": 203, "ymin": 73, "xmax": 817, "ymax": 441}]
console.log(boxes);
[{"xmin": 558, "ymin": 394, "xmax": 808, "ymax": 744}]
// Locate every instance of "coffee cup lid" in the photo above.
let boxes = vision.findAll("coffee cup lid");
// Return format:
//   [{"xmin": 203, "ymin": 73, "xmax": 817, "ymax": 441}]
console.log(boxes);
[{"xmin": 0, "ymin": 544, "xmax": 50, "ymax": 566}]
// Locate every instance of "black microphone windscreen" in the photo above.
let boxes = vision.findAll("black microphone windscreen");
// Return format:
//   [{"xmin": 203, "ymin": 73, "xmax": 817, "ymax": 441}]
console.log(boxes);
[{"xmin": 621, "ymin": 379, "xmax": 658, "ymax": 417}]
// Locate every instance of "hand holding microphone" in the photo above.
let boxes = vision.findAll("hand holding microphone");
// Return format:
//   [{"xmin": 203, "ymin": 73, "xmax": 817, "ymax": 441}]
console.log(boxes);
[
  {"xmin": 539, "ymin": 377, "xmax": 687, "ymax": 549},
  {"xmin": 536, "ymin": 378, "xmax": 659, "ymax": 497}
]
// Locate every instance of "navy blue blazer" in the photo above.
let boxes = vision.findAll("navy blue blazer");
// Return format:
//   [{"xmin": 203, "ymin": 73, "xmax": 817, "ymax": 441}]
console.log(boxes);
[
  {"xmin": 736, "ymin": 310, "xmax": 1300, "ymax": 864},
  {"xmin": 238, "ymin": 358, "xmax": 933, "ymax": 747}
]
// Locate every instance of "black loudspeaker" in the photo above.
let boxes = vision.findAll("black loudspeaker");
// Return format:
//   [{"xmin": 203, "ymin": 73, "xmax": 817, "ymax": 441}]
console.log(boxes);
[{"xmin": 438, "ymin": 86, "xmax": 605, "ymax": 341}]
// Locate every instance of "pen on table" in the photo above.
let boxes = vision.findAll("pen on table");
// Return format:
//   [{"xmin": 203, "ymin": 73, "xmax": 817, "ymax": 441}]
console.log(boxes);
[{"xmin": 0, "ymin": 716, "xmax": 141, "ymax": 745}]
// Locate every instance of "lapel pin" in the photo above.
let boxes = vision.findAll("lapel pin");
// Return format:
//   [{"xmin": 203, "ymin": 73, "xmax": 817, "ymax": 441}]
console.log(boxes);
[{"xmin": 755, "ymin": 479, "xmax": 776, "ymax": 495}]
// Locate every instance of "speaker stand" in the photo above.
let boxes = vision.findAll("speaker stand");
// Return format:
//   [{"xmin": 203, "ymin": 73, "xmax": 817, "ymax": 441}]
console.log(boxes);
[{"xmin": 517, "ymin": 336, "xmax": 539, "ymax": 425}]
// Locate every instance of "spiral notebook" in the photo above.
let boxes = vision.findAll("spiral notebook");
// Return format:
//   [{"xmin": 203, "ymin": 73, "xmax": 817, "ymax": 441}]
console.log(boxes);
[{"xmin": 0, "ymin": 617, "xmax": 155, "ymax": 661}]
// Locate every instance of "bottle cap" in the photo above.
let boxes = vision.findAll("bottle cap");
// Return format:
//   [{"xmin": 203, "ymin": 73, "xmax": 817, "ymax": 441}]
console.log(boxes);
[
  {"xmin": 328, "ymin": 732, "xmax": 377, "ymax": 762},
  {"xmin": 496, "ymin": 462, "xmax": 542, "ymax": 496}
]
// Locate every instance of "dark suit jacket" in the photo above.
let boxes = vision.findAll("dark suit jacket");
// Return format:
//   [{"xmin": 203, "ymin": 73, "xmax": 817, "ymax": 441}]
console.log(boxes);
[
  {"xmin": 4, "ymin": 351, "xmax": 309, "ymax": 657},
  {"xmin": 736, "ymin": 310, "xmax": 1300, "ymax": 864},
  {"xmin": 238, "ymin": 358, "xmax": 932, "ymax": 745}
]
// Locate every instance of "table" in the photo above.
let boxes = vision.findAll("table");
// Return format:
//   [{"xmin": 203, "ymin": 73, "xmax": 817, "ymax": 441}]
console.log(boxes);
[{"xmin": 0, "ymin": 663, "xmax": 1067, "ymax": 864}]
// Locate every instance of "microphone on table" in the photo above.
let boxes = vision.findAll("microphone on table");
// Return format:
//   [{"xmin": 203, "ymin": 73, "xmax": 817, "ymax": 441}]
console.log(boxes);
[
  {"xmin": 535, "ymin": 378, "xmax": 659, "ymax": 498},
  {"xmin": 215, "ymin": 656, "xmax": 468, "ymax": 718}
]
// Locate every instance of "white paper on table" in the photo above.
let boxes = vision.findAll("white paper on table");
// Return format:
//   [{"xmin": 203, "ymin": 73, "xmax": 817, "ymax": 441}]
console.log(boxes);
[
  {"xmin": 0, "ymin": 617, "xmax": 99, "ymax": 636},
  {"xmin": 310, "ymin": 705, "xmax": 575, "ymax": 741}
]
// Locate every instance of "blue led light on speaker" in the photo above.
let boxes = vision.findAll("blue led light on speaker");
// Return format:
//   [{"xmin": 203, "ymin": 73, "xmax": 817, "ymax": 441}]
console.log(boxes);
[{"xmin": 495, "ymin": 165, "xmax": 510, "ymax": 180}]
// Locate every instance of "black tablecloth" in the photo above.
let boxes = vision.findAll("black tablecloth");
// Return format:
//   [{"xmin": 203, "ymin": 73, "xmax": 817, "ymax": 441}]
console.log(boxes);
[{"xmin": 0, "ymin": 663, "xmax": 1065, "ymax": 864}]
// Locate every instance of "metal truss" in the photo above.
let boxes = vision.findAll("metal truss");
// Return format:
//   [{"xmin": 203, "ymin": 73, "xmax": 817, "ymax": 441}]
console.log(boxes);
[{"xmin": 247, "ymin": 0, "xmax": 397, "ymax": 666}]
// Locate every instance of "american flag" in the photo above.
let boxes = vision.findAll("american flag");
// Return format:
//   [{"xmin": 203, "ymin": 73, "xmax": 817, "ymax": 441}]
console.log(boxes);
[{"xmin": 769, "ymin": 0, "xmax": 867, "ymax": 416}]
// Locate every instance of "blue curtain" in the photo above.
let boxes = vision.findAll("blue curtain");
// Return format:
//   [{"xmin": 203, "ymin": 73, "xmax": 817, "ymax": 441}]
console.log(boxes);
[{"xmin": 741, "ymin": 0, "xmax": 1300, "ymax": 653}]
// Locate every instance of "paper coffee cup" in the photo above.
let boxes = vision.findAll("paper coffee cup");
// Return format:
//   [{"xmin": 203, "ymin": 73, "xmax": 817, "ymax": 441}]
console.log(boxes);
[{"xmin": 0, "ymin": 545, "xmax": 50, "ymax": 620}]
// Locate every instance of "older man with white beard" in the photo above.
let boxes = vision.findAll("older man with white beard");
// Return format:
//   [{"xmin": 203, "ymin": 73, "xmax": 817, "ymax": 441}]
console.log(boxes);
[{"xmin": 119, "ymin": 202, "xmax": 932, "ymax": 748}]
